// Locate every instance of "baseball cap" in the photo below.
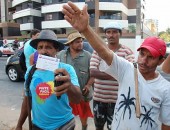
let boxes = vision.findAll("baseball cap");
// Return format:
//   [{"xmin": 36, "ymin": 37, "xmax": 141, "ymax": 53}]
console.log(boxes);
[
  {"xmin": 137, "ymin": 37, "xmax": 166, "ymax": 57},
  {"xmin": 103, "ymin": 22, "xmax": 122, "ymax": 31}
]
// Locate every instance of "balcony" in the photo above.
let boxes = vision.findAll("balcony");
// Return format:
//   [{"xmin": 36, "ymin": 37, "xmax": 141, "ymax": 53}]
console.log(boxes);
[
  {"xmin": 42, "ymin": 20, "xmax": 72, "ymax": 29},
  {"xmin": 12, "ymin": 0, "xmax": 42, "ymax": 7},
  {"xmin": 13, "ymin": 9, "xmax": 41, "ymax": 19},
  {"xmin": 99, "ymin": 0, "xmax": 121, "ymax": 2},
  {"xmin": 20, "ymin": 23, "xmax": 34, "ymax": 31}
]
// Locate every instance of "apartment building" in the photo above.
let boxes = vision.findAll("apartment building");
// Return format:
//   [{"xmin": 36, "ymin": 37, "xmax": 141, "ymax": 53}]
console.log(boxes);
[
  {"xmin": 0, "ymin": 0, "xmax": 20, "ymax": 39},
  {"xmin": 8, "ymin": 0, "xmax": 146, "ymax": 38}
]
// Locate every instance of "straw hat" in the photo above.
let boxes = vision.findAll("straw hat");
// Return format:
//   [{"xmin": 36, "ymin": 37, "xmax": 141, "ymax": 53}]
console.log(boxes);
[{"xmin": 64, "ymin": 31, "xmax": 84, "ymax": 46}]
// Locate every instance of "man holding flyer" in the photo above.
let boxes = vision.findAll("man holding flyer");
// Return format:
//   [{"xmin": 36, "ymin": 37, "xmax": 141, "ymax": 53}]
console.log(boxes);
[{"xmin": 15, "ymin": 30, "xmax": 81, "ymax": 130}]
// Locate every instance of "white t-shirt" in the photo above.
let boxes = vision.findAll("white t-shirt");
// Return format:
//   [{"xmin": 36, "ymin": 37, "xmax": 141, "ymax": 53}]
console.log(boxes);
[{"xmin": 101, "ymin": 53, "xmax": 170, "ymax": 130}]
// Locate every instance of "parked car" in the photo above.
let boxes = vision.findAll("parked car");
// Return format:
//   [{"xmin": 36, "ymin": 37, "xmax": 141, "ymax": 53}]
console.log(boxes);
[
  {"xmin": 5, "ymin": 39, "xmax": 93, "ymax": 82},
  {"xmin": 0, "ymin": 43, "xmax": 15, "ymax": 57},
  {"xmin": 5, "ymin": 47, "xmax": 25, "ymax": 82}
]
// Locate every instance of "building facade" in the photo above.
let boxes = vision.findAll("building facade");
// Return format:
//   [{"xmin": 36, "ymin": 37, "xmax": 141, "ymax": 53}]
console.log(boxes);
[{"xmin": 7, "ymin": 0, "xmax": 147, "ymax": 38}]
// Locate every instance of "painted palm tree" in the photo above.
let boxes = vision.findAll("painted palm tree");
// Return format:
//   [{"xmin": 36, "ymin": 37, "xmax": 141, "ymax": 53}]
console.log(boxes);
[
  {"xmin": 117, "ymin": 87, "xmax": 136, "ymax": 119},
  {"xmin": 114, "ymin": 87, "xmax": 136, "ymax": 130},
  {"xmin": 140, "ymin": 106, "xmax": 155, "ymax": 129}
]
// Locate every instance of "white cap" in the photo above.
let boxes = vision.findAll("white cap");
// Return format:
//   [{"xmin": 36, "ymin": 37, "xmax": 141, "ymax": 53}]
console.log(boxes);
[{"xmin": 103, "ymin": 22, "xmax": 122, "ymax": 31}]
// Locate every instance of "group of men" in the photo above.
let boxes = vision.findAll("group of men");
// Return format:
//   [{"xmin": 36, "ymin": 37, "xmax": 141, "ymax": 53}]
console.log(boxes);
[{"xmin": 15, "ymin": 1, "xmax": 170, "ymax": 130}]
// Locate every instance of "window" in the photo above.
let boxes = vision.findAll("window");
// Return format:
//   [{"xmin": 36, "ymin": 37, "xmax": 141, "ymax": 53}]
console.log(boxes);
[
  {"xmin": 47, "ymin": 14, "xmax": 53, "ymax": 20},
  {"xmin": 46, "ymin": 0, "xmax": 52, "ymax": 4},
  {"xmin": 28, "ymin": 17, "xmax": 33, "ymax": 22}
]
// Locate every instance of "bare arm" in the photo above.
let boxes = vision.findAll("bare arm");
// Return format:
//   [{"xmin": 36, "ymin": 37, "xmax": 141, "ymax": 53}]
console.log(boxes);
[
  {"xmin": 162, "ymin": 123, "xmax": 170, "ymax": 130},
  {"xmin": 29, "ymin": 53, "xmax": 34, "ymax": 66},
  {"xmin": 62, "ymin": 1, "xmax": 113, "ymax": 65},
  {"xmin": 162, "ymin": 55, "xmax": 170, "ymax": 74},
  {"xmin": 67, "ymin": 84, "xmax": 82, "ymax": 104},
  {"xmin": 90, "ymin": 68, "xmax": 116, "ymax": 80},
  {"xmin": 15, "ymin": 96, "xmax": 28, "ymax": 130}
]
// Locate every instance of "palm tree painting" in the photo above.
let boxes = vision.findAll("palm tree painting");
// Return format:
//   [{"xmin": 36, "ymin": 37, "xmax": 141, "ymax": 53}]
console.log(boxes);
[
  {"xmin": 140, "ymin": 106, "xmax": 155, "ymax": 130},
  {"xmin": 114, "ymin": 87, "xmax": 136, "ymax": 129},
  {"xmin": 114, "ymin": 86, "xmax": 156, "ymax": 130}
]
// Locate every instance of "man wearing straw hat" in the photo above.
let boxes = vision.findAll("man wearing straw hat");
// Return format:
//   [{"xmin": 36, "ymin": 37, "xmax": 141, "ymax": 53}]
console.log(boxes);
[
  {"xmin": 15, "ymin": 30, "xmax": 81, "ymax": 130},
  {"xmin": 62, "ymin": 2, "xmax": 170, "ymax": 130},
  {"xmin": 57, "ymin": 31, "xmax": 93, "ymax": 130}
]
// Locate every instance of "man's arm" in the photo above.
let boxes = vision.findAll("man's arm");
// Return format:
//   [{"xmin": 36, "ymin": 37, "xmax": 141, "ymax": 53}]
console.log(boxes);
[
  {"xmin": 29, "ymin": 53, "xmax": 34, "ymax": 66},
  {"xmin": 15, "ymin": 96, "xmax": 28, "ymax": 130},
  {"xmin": 162, "ymin": 54, "xmax": 170, "ymax": 74},
  {"xmin": 162, "ymin": 123, "xmax": 170, "ymax": 130},
  {"xmin": 90, "ymin": 68, "xmax": 116, "ymax": 80},
  {"xmin": 62, "ymin": 1, "xmax": 113, "ymax": 65}
]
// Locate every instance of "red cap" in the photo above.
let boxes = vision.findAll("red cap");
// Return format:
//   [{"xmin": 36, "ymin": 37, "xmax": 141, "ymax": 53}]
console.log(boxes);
[{"xmin": 137, "ymin": 37, "xmax": 166, "ymax": 57}]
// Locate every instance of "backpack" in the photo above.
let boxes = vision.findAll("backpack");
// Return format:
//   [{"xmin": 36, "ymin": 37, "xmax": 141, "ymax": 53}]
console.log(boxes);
[{"xmin": 18, "ymin": 47, "xmax": 27, "ymax": 72}]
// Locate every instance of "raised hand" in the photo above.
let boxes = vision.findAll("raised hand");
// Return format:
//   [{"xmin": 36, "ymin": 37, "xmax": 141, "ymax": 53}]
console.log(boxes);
[{"xmin": 62, "ymin": 1, "xmax": 89, "ymax": 33}]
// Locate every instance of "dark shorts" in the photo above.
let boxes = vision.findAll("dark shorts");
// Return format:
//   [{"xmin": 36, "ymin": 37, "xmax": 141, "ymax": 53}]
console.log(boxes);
[
  {"xmin": 93, "ymin": 100, "xmax": 115, "ymax": 130},
  {"xmin": 32, "ymin": 118, "xmax": 75, "ymax": 130}
]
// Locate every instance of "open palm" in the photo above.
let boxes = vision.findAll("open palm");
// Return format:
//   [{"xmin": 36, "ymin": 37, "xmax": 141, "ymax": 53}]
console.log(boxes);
[{"xmin": 62, "ymin": 1, "xmax": 89, "ymax": 33}]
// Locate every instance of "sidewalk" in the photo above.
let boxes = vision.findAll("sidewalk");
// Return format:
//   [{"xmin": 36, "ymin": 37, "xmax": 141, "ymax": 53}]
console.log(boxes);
[{"xmin": 0, "ymin": 103, "xmax": 106, "ymax": 130}]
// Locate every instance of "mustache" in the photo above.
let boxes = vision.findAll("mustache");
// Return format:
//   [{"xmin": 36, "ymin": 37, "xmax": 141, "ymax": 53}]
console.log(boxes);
[{"xmin": 137, "ymin": 62, "xmax": 148, "ymax": 68}]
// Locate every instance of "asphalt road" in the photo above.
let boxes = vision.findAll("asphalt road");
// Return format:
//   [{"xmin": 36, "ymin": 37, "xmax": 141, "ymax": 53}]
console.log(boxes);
[{"xmin": 0, "ymin": 56, "xmax": 169, "ymax": 130}]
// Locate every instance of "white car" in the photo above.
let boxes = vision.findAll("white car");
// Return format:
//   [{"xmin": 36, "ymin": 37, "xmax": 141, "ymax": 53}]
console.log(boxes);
[{"xmin": 0, "ymin": 43, "xmax": 15, "ymax": 57}]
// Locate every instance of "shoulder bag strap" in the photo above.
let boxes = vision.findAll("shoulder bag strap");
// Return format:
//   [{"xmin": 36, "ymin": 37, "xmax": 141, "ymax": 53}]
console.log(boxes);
[{"xmin": 25, "ymin": 64, "xmax": 37, "ymax": 130}]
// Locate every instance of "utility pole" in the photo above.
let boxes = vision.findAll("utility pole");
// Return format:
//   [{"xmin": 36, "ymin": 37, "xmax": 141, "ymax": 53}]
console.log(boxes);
[{"xmin": 135, "ymin": 0, "xmax": 141, "ymax": 59}]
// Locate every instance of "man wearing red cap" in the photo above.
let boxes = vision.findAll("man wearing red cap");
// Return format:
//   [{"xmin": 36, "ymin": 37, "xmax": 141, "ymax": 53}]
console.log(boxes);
[{"xmin": 62, "ymin": 2, "xmax": 170, "ymax": 130}]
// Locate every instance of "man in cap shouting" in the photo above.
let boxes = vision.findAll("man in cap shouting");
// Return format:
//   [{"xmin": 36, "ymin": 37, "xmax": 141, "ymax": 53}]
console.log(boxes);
[
  {"xmin": 57, "ymin": 31, "xmax": 93, "ymax": 130},
  {"xmin": 15, "ymin": 30, "xmax": 81, "ymax": 130},
  {"xmin": 62, "ymin": 1, "xmax": 170, "ymax": 130}
]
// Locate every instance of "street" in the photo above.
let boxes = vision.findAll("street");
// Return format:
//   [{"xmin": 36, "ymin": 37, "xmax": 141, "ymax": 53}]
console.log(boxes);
[{"xmin": 1, "ymin": 56, "xmax": 170, "ymax": 130}]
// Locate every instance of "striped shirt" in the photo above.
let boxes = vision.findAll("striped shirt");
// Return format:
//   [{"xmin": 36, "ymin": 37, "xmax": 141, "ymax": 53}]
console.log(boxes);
[{"xmin": 90, "ymin": 44, "xmax": 135, "ymax": 103}]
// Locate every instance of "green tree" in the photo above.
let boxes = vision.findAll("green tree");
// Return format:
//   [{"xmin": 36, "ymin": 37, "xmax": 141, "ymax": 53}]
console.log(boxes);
[
  {"xmin": 158, "ymin": 28, "xmax": 170, "ymax": 42},
  {"xmin": 166, "ymin": 28, "xmax": 170, "ymax": 34},
  {"xmin": 159, "ymin": 33, "xmax": 170, "ymax": 42},
  {"xmin": 128, "ymin": 25, "xmax": 136, "ymax": 33}
]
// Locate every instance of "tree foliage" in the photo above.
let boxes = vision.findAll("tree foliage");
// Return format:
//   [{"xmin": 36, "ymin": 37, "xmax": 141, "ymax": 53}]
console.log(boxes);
[{"xmin": 159, "ymin": 28, "xmax": 170, "ymax": 42}]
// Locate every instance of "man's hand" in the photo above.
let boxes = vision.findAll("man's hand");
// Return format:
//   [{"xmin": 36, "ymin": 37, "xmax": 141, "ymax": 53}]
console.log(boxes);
[
  {"xmin": 82, "ymin": 84, "xmax": 91, "ymax": 96},
  {"xmin": 62, "ymin": 1, "xmax": 89, "ymax": 33},
  {"xmin": 54, "ymin": 68, "xmax": 71, "ymax": 97}
]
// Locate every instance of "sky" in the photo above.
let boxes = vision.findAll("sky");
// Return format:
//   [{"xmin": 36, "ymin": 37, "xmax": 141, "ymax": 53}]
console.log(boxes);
[{"xmin": 145, "ymin": 0, "xmax": 170, "ymax": 32}]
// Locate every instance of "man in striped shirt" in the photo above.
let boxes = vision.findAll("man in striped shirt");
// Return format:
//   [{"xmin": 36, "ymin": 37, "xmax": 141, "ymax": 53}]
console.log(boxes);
[{"xmin": 90, "ymin": 22, "xmax": 135, "ymax": 130}]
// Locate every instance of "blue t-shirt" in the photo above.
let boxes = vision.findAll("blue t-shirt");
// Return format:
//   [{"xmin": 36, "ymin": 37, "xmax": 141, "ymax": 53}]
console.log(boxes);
[
  {"xmin": 24, "ymin": 39, "xmax": 36, "ymax": 68},
  {"xmin": 25, "ymin": 62, "xmax": 79, "ymax": 130}
]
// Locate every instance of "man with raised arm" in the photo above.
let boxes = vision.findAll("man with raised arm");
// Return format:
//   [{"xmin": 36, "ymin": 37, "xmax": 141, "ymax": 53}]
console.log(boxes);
[{"xmin": 62, "ymin": 2, "xmax": 170, "ymax": 130}]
